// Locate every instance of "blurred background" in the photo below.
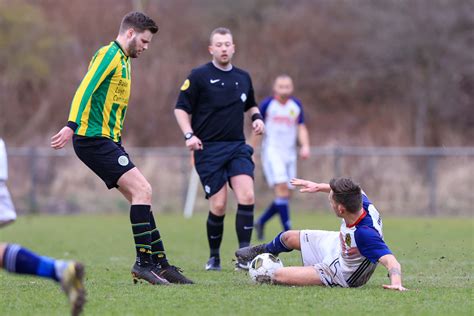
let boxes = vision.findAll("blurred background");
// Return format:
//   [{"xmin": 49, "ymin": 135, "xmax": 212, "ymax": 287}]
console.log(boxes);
[{"xmin": 0, "ymin": 0, "xmax": 473, "ymax": 215}]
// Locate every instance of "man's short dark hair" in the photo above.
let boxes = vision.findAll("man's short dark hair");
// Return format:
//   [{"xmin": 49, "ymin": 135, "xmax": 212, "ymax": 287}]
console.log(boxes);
[
  {"xmin": 209, "ymin": 27, "xmax": 232, "ymax": 44},
  {"xmin": 329, "ymin": 177, "xmax": 362, "ymax": 214},
  {"xmin": 120, "ymin": 11, "xmax": 158, "ymax": 34}
]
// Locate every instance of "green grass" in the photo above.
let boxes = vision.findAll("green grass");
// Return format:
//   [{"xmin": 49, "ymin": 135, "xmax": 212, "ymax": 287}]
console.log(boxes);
[{"xmin": 0, "ymin": 213, "xmax": 472, "ymax": 315}]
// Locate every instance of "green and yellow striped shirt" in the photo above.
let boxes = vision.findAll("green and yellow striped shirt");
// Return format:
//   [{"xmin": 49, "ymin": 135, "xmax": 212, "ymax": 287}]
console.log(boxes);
[{"xmin": 67, "ymin": 41, "xmax": 131, "ymax": 142}]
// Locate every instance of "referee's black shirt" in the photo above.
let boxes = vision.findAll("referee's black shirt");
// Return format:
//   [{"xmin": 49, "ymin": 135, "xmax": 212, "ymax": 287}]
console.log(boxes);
[{"xmin": 175, "ymin": 62, "xmax": 257, "ymax": 142}]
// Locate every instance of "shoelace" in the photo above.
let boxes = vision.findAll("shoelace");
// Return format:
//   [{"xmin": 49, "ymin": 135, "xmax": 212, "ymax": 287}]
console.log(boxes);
[
  {"xmin": 170, "ymin": 266, "xmax": 183, "ymax": 272},
  {"xmin": 154, "ymin": 265, "xmax": 184, "ymax": 276}
]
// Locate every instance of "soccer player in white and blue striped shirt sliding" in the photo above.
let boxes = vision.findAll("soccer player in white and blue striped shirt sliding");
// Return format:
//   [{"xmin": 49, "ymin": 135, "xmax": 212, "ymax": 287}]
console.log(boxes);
[{"xmin": 236, "ymin": 177, "xmax": 407, "ymax": 290}]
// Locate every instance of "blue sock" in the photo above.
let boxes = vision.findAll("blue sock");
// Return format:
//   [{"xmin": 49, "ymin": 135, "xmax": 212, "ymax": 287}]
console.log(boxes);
[
  {"xmin": 257, "ymin": 201, "xmax": 278, "ymax": 226},
  {"xmin": 2, "ymin": 244, "xmax": 60, "ymax": 282},
  {"xmin": 265, "ymin": 232, "xmax": 292, "ymax": 255},
  {"xmin": 274, "ymin": 198, "xmax": 291, "ymax": 231}
]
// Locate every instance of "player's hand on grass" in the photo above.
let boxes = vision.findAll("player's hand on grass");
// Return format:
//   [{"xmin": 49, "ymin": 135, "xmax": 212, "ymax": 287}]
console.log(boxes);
[
  {"xmin": 186, "ymin": 136, "xmax": 203, "ymax": 151},
  {"xmin": 252, "ymin": 119, "xmax": 265, "ymax": 135},
  {"xmin": 299, "ymin": 145, "xmax": 310, "ymax": 160},
  {"xmin": 383, "ymin": 284, "xmax": 408, "ymax": 291},
  {"xmin": 51, "ymin": 126, "xmax": 74, "ymax": 149}
]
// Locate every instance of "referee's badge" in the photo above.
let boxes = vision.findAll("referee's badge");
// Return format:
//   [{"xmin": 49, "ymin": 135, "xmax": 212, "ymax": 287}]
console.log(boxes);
[
  {"xmin": 118, "ymin": 155, "xmax": 129, "ymax": 166},
  {"xmin": 240, "ymin": 93, "xmax": 247, "ymax": 102},
  {"xmin": 180, "ymin": 79, "xmax": 190, "ymax": 91}
]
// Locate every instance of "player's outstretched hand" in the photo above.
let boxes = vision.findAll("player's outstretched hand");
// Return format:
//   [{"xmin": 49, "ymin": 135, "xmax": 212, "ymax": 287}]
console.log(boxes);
[
  {"xmin": 186, "ymin": 135, "xmax": 203, "ymax": 151},
  {"xmin": 383, "ymin": 284, "xmax": 408, "ymax": 291},
  {"xmin": 290, "ymin": 178, "xmax": 324, "ymax": 193},
  {"xmin": 252, "ymin": 119, "xmax": 265, "ymax": 135},
  {"xmin": 51, "ymin": 126, "xmax": 74, "ymax": 150}
]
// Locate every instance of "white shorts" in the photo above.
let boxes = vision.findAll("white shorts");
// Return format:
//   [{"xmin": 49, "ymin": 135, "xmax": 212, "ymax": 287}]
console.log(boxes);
[
  {"xmin": 299, "ymin": 230, "xmax": 349, "ymax": 288},
  {"xmin": 261, "ymin": 149, "xmax": 296, "ymax": 187},
  {"xmin": 0, "ymin": 182, "xmax": 16, "ymax": 222}
]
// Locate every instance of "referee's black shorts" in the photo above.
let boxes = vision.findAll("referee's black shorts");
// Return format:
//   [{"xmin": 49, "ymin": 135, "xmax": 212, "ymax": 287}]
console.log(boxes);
[
  {"xmin": 73, "ymin": 135, "xmax": 135, "ymax": 189},
  {"xmin": 194, "ymin": 141, "xmax": 254, "ymax": 199}
]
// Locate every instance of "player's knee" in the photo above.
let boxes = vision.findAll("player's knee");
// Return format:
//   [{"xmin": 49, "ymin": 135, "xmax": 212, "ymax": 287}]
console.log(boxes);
[
  {"xmin": 131, "ymin": 181, "xmax": 152, "ymax": 203},
  {"xmin": 238, "ymin": 190, "xmax": 254, "ymax": 205},
  {"xmin": 0, "ymin": 243, "xmax": 7, "ymax": 266},
  {"xmin": 141, "ymin": 182, "xmax": 153, "ymax": 202},
  {"xmin": 281, "ymin": 230, "xmax": 300, "ymax": 249},
  {"xmin": 211, "ymin": 201, "xmax": 226, "ymax": 215}
]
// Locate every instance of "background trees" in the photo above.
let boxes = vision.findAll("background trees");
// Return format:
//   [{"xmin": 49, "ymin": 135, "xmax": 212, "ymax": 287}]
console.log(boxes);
[{"xmin": 0, "ymin": 0, "xmax": 472, "ymax": 146}]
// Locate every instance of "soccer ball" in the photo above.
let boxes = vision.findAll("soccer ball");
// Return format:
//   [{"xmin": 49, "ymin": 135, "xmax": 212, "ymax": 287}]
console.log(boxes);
[{"xmin": 249, "ymin": 253, "xmax": 283, "ymax": 283}]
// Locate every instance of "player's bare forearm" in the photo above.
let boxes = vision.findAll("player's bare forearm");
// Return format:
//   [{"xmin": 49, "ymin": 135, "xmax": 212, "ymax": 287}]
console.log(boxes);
[
  {"xmin": 297, "ymin": 124, "xmax": 310, "ymax": 159},
  {"xmin": 297, "ymin": 124, "xmax": 310, "ymax": 148},
  {"xmin": 290, "ymin": 178, "xmax": 331, "ymax": 193},
  {"xmin": 248, "ymin": 133, "xmax": 262, "ymax": 149},
  {"xmin": 379, "ymin": 254, "xmax": 408, "ymax": 291},
  {"xmin": 174, "ymin": 109, "xmax": 193, "ymax": 134},
  {"xmin": 174, "ymin": 109, "xmax": 203, "ymax": 151}
]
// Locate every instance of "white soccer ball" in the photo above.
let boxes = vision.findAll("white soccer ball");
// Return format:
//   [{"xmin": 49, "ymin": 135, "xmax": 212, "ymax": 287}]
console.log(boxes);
[{"xmin": 249, "ymin": 253, "xmax": 283, "ymax": 283}]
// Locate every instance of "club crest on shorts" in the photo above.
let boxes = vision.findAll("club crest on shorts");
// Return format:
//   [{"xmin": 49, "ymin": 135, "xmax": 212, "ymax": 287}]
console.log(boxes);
[
  {"xmin": 118, "ymin": 155, "xmax": 129, "ymax": 166},
  {"xmin": 240, "ymin": 93, "xmax": 247, "ymax": 102},
  {"xmin": 204, "ymin": 185, "xmax": 211, "ymax": 194}
]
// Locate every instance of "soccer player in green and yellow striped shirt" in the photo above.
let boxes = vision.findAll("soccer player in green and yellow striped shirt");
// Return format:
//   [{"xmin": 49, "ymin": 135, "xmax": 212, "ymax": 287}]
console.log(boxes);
[
  {"xmin": 67, "ymin": 39, "xmax": 131, "ymax": 142},
  {"xmin": 51, "ymin": 11, "xmax": 193, "ymax": 285}
]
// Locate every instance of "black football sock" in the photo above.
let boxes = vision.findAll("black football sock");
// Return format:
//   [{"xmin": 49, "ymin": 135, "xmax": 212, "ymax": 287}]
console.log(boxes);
[
  {"xmin": 236, "ymin": 204, "xmax": 254, "ymax": 248},
  {"xmin": 130, "ymin": 205, "xmax": 152, "ymax": 265},
  {"xmin": 149, "ymin": 211, "xmax": 169, "ymax": 268},
  {"xmin": 207, "ymin": 211, "xmax": 225, "ymax": 259}
]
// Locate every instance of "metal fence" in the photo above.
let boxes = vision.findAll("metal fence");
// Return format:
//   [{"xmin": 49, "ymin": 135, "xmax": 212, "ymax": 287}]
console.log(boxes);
[{"xmin": 5, "ymin": 146, "xmax": 474, "ymax": 216}]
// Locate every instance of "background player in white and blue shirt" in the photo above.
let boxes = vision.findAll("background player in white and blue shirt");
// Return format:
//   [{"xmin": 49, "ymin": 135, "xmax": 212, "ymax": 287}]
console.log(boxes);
[
  {"xmin": 236, "ymin": 177, "xmax": 407, "ymax": 290},
  {"xmin": 252, "ymin": 75, "xmax": 310, "ymax": 240},
  {"xmin": 0, "ymin": 138, "xmax": 16, "ymax": 227}
]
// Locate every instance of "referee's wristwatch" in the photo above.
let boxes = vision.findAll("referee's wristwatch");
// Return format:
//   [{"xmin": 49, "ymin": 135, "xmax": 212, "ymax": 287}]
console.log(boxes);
[{"xmin": 184, "ymin": 132, "xmax": 194, "ymax": 141}]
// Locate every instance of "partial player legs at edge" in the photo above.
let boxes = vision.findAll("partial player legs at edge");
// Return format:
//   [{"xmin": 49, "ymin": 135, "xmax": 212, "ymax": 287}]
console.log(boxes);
[{"xmin": 0, "ymin": 243, "xmax": 86, "ymax": 316}]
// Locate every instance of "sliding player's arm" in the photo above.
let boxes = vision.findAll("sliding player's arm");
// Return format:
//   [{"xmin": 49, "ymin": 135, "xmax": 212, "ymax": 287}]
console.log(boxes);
[
  {"xmin": 378, "ymin": 254, "xmax": 408, "ymax": 291},
  {"xmin": 290, "ymin": 179, "xmax": 330, "ymax": 193},
  {"xmin": 355, "ymin": 226, "xmax": 408, "ymax": 292}
]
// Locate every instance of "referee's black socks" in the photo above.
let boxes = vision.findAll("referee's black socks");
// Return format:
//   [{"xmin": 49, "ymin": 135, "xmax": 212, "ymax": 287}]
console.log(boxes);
[
  {"xmin": 236, "ymin": 204, "xmax": 254, "ymax": 248},
  {"xmin": 207, "ymin": 211, "xmax": 225, "ymax": 259},
  {"xmin": 130, "ymin": 205, "xmax": 152, "ymax": 265},
  {"xmin": 149, "ymin": 211, "xmax": 169, "ymax": 268}
]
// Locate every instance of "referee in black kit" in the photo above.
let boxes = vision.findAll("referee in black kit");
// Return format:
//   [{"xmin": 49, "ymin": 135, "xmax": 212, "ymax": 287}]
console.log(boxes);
[{"xmin": 174, "ymin": 27, "xmax": 265, "ymax": 271}]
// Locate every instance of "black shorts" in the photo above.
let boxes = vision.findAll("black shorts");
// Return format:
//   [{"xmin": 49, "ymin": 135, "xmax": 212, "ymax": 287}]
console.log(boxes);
[
  {"xmin": 73, "ymin": 135, "xmax": 135, "ymax": 189},
  {"xmin": 194, "ymin": 141, "xmax": 254, "ymax": 199}
]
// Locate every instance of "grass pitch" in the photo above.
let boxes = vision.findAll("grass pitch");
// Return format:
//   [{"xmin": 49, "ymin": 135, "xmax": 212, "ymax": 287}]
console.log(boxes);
[{"xmin": 0, "ymin": 212, "xmax": 472, "ymax": 315}]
